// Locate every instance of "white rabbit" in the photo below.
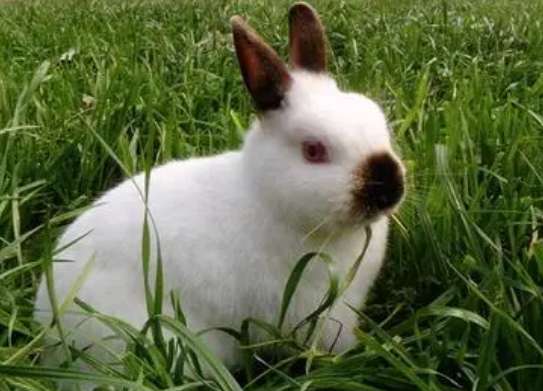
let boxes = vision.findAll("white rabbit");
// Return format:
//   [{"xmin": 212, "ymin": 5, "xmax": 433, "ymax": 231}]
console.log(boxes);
[{"xmin": 34, "ymin": 1, "xmax": 405, "ymax": 379}]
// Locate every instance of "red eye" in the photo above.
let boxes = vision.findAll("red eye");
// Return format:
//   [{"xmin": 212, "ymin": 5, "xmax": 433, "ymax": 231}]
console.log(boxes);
[{"xmin": 302, "ymin": 140, "xmax": 329, "ymax": 163}]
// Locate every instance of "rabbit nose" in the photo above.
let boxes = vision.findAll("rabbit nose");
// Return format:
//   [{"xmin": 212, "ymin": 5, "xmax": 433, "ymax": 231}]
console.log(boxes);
[{"xmin": 352, "ymin": 152, "xmax": 405, "ymax": 215}]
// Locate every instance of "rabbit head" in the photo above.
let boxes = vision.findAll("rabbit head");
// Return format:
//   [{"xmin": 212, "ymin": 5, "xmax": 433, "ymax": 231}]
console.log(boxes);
[{"xmin": 233, "ymin": 3, "xmax": 405, "ymax": 232}]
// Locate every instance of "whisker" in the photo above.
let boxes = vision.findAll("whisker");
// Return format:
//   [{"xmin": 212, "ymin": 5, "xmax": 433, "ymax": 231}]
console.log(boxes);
[{"xmin": 302, "ymin": 211, "xmax": 336, "ymax": 242}]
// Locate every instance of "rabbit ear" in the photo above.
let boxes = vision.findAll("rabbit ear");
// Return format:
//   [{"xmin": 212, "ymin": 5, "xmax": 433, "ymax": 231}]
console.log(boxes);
[
  {"xmin": 289, "ymin": 2, "xmax": 327, "ymax": 72},
  {"xmin": 231, "ymin": 16, "xmax": 292, "ymax": 111}
]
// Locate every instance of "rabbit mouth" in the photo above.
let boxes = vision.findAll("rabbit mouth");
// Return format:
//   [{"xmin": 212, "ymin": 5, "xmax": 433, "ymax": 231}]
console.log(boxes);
[{"xmin": 364, "ymin": 203, "xmax": 401, "ymax": 223}]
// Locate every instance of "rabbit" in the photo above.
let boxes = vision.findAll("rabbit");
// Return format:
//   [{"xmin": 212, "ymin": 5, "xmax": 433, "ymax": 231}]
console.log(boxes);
[{"xmin": 34, "ymin": 1, "xmax": 405, "ymax": 381}]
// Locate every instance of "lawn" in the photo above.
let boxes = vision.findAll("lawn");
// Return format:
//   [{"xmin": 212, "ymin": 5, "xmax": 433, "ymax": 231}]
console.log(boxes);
[{"xmin": 1, "ymin": 0, "xmax": 542, "ymax": 389}]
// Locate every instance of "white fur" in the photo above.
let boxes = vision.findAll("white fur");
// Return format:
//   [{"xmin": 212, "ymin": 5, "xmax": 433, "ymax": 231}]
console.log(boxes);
[{"xmin": 34, "ymin": 71, "xmax": 401, "ymax": 378}]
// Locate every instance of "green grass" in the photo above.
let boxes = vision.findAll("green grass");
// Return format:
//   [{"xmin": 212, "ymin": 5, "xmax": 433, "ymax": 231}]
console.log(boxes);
[{"xmin": 1, "ymin": 0, "xmax": 543, "ymax": 389}]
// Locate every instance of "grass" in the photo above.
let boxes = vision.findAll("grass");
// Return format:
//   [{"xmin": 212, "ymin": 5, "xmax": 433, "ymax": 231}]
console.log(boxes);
[{"xmin": 1, "ymin": 0, "xmax": 543, "ymax": 389}]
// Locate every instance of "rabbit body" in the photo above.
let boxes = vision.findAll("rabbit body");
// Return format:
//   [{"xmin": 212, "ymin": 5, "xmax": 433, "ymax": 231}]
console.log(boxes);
[{"xmin": 35, "ymin": 135, "xmax": 388, "ymax": 367}]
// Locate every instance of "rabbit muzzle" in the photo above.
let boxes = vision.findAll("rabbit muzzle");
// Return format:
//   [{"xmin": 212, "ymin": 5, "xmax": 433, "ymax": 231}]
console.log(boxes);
[{"xmin": 351, "ymin": 151, "xmax": 405, "ymax": 220}]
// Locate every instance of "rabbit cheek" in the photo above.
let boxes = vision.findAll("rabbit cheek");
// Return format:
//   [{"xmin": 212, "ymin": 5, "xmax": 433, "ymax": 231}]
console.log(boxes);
[{"xmin": 350, "ymin": 152, "xmax": 405, "ymax": 219}]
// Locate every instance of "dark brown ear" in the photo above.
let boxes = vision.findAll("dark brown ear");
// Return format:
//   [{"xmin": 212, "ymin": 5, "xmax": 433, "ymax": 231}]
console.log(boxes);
[
  {"xmin": 231, "ymin": 16, "xmax": 292, "ymax": 111},
  {"xmin": 289, "ymin": 2, "xmax": 327, "ymax": 72}
]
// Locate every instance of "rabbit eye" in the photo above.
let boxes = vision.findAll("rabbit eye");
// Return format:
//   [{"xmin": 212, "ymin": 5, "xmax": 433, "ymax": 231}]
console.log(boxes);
[{"xmin": 302, "ymin": 140, "xmax": 329, "ymax": 163}]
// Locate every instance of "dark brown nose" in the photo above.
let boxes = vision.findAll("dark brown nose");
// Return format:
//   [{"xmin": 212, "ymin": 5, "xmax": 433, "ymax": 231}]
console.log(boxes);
[{"xmin": 352, "ymin": 152, "xmax": 405, "ymax": 216}]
